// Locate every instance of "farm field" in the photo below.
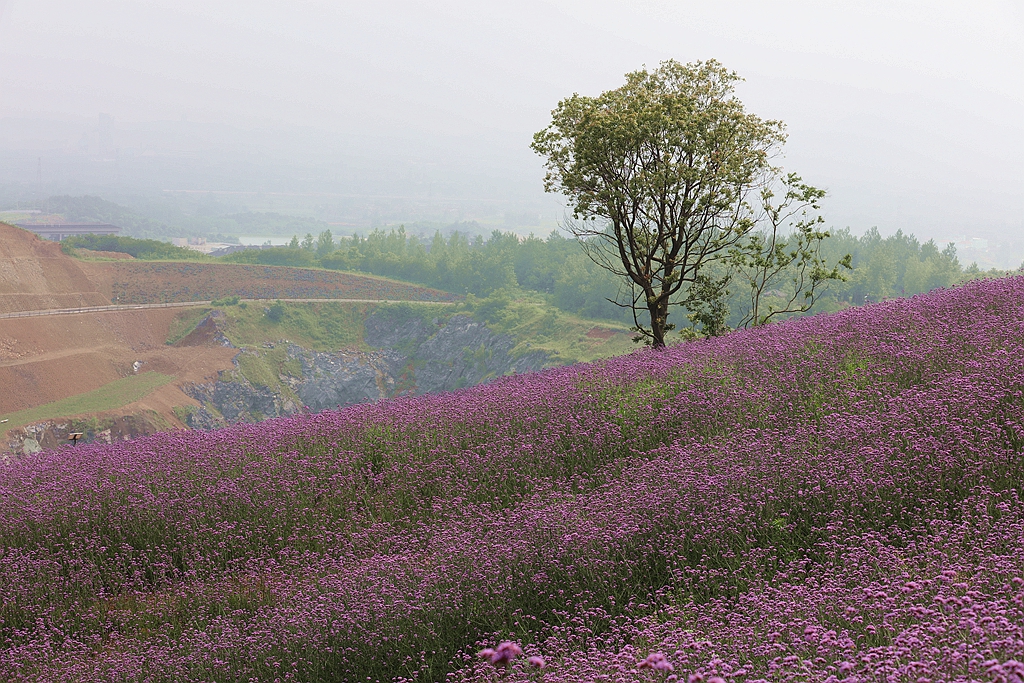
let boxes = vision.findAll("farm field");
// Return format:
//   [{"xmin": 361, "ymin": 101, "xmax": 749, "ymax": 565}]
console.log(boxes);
[
  {"xmin": 78, "ymin": 260, "xmax": 461, "ymax": 305},
  {"xmin": 1, "ymin": 277, "xmax": 1023, "ymax": 682}
]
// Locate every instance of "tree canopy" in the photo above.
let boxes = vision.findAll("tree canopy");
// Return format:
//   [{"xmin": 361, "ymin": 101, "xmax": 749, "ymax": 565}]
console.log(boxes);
[
  {"xmin": 212, "ymin": 222, "xmax": 996, "ymax": 326},
  {"xmin": 532, "ymin": 59, "xmax": 851, "ymax": 346}
]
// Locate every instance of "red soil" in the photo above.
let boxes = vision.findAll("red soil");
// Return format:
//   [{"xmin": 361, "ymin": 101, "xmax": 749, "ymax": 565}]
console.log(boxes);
[
  {"xmin": 0, "ymin": 308, "xmax": 237, "ymax": 415},
  {"xmin": 78, "ymin": 261, "xmax": 459, "ymax": 305},
  {"xmin": 0, "ymin": 223, "xmax": 458, "ymax": 438},
  {"xmin": 585, "ymin": 326, "xmax": 621, "ymax": 340},
  {"xmin": 0, "ymin": 223, "xmax": 110, "ymax": 314}
]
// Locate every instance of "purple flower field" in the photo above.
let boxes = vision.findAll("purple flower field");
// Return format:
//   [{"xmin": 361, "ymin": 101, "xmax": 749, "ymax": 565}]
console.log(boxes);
[{"xmin": 2, "ymin": 277, "xmax": 1024, "ymax": 682}]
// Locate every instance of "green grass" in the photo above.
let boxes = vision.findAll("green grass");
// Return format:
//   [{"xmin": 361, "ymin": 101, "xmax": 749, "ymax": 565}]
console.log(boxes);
[
  {"xmin": 462, "ymin": 291, "xmax": 636, "ymax": 364},
  {"xmin": 167, "ymin": 300, "xmax": 460, "ymax": 352},
  {"xmin": 172, "ymin": 292, "xmax": 638, "ymax": 367},
  {"xmin": 166, "ymin": 307, "xmax": 216, "ymax": 345},
  {"xmin": 165, "ymin": 301, "xmax": 386, "ymax": 398},
  {"xmin": 224, "ymin": 301, "xmax": 373, "ymax": 351},
  {"xmin": 0, "ymin": 373, "xmax": 176, "ymax": 438},
  {"xmin": 167, "ymin": 295, "xmax": 634, "ymax": 377},
  {"xmin": 161, "ymin": 296, "xmax": 635, "ymax": 406}
]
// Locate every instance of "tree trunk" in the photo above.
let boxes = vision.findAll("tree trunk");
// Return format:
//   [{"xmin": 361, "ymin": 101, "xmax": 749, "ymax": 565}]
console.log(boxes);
[{"xmin": 648, "ymin": 298, "xmax": 668, "ymax": 349}]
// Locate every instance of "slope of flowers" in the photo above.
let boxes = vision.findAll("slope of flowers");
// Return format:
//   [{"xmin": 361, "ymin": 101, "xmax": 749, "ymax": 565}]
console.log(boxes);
[{"xmin": 1, "ymin": 277, "xmax": 1024, "ymax": 682}]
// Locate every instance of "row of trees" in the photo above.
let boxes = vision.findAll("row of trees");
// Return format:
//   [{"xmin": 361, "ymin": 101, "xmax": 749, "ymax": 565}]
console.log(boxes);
[
  {"xmin": 821, "ymin": 227, "xmax": 966, "ymax": 304},
  {"xmin": 62, "ymin": 234, "xmax": 203, "ymax": 260},
  {"xmin": 222, "ymin": 223, "xmax": 983, "ymax": 329}
]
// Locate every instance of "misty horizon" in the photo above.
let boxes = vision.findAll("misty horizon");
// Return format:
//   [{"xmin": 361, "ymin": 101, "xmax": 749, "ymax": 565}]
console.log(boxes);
[{"xmin": 1, "ymin": 1, "xmax": 1022, "ymax": 262}]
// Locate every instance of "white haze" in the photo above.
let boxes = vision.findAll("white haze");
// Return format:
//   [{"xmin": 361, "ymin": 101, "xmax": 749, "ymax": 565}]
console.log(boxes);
[{"xmin": 0, "ymin": 0, "xmax": 1021, "ymax": 258}]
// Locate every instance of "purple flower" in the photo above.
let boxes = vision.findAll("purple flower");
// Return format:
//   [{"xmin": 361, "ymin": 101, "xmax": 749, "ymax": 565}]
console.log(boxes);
[
  {"xmin": 638, "ymin": 652, "xmax": 674, "ymax": 671},
  {"xmin": 527, "ymin": 655, "xmax": 546, "ymax": 668},
  {"xmin": 480, "ymin": 641, "xmax": 523, "ymax": 667},
  {"xmin": 4, "ymin": 276, "xmax": 1024, "ymax": 682}
]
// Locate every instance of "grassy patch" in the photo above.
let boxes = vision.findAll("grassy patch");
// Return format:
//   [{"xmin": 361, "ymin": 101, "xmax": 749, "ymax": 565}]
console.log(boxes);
[
  {"xmin": 222, "ymin": 301, "xmax": 374, "ymax": 351},
  {"xmin": 235, "ymin": 352, "xmax": 284, "ymax": 391},
  {"xmin": 166, "ymin": 297, "xmax": 629, "ymax": 367},
  {"xmin": 462, "ymin": 291, "xmax": 636, "ymax": 364},
  {"xmin": 166, "ymin": 307, "xmax": 215, "ymax": 345},
  {"xmin": 234, "ymin": 347, "xmax": 306, "ymax": 395},
  {"xmin": 166, "ymin": 301, "xmax": 373, "ymax": 351},
  {"xmin": 0, "ymin": 373, "xmax": 175, "ymax": 437}
]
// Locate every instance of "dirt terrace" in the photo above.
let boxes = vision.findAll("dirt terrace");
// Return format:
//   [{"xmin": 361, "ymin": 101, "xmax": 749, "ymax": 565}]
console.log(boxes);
[
  {"xmin": 0, "ymin": 223, "xmax": 459, "ymax": 441},
  {"xmin": 0, "ymin": 307, "xmax": 237, "ymax": 415},
  {"xmin": 80, "ymin": 261, "xmax": 460, "ymax": 305}
]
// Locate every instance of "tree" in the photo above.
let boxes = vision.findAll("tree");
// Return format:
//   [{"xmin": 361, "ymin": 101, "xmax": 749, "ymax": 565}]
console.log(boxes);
[
  {"xmin": 727, "ymin": 174, "xmax": 851, "ymax": 329},
  {"xmin": 533, "ymin": 59, "xmax": 788, "ymax": 347},
  {"xmin": 316, "ymin": 229, "xmax": 335, "ymax": 257}
]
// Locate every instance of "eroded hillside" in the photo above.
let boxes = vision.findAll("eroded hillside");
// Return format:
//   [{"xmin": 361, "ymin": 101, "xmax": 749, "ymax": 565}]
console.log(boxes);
[
  {"xmin": 0, "ymin": 223, "xmax": 109, "ymax": 313},
  {"xmin": 0, "ymin": 225, "xmax": 632, "ymax": 455}
]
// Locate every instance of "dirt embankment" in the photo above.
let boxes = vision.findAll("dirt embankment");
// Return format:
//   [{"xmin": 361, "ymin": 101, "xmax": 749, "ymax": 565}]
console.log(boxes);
[
  {"xmin": 0, "ymin": 223, "xmax": 462, "ymax": 458},
  {"xmin": 0, "ymin": 223, "xmax": 110, "ymax": 314},
  {"xmin": 78, "ymin": 261, "xmax": 459, "ymax": 305},
  {"xmin": 0, "ymin": 225, "xmax": 238, "ymax": 447},
  {"xmin": 0, "ymin": 308, "xmax": 239, "ymax": 415}
]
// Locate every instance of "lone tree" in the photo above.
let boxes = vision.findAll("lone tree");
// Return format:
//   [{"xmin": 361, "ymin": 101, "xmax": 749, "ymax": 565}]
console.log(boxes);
[{"xmin": 532, "ymin": 59, "xmax": 844, "ymax": 347}]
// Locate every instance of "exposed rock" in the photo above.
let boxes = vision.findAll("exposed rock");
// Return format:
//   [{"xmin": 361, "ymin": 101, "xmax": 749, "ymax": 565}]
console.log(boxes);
[
  {"xmin": 182, "ymin": 309, "xmax": 552, "ymax": 427},
  {"xmin": 3, "ymin": 414, "xmax": 166, "ymax": 462},
  {"xmin": 410, "ymin": 315, "xmax": 549, "ymax": 394},
  {"xmin": 1, "ymin": 309, "xmax": 557, "ymax": 453},
  {"xmin": 183, "ymin": 374, "xmax": 282, "ymax": 425},
  {"xmin": 178, "ymin": 404, "xmax": 221, "ymax": 431},
  {"xmin": 364, "ymin": 312, "xmax": 433, "ymax": 349},
  {"xmin": 174, "ymin": 310, "xmax": 234, "ymax": 348},
  {"xmin": 287, "ymin": 345, "xmax": 400, "ymax": 412}
]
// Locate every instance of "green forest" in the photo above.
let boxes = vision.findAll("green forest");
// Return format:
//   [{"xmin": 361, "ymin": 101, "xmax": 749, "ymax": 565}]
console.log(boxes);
[
  {"xmin": 61, "ymin": 220, "xmax": 1014, "ymax": 339},
  {"xmin": 222, "ymin": 225, "xmax": 1011, "ymax": 330}
]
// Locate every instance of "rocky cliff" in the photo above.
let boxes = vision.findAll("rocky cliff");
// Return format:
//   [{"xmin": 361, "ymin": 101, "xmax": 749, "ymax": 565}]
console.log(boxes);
[{"xmin": 180, "ymin": 308, "xmax": 550, "ymax": 428}]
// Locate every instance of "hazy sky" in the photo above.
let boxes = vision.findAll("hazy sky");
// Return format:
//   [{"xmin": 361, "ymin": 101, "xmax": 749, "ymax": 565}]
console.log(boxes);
[{"xmin": 0, "ymin": 0, "xmax": 1022, "ymax": 241}]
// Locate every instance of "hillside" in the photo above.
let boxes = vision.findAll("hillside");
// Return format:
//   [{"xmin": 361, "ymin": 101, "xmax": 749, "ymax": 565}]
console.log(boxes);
[
  {"xmin": 1, "ymin": 277, "xmax": 1022, "ymax": 681},
  {"xmin": 0, "ymin": 223, "xmax": 110, "ymax": 313},
  {"xmin": 0, "ymin": 223, "xmax": 457, "ymax": 451},
  {"xmin": 166, "ymin": 300, "xmax": 633, "ymax": 430},
  {"xmin": 0, "ymin": 224, "xmax": 238, "ymax": 441},
  {"xmin": 0, "ymin": 224, "xmax": 631, "ymax": 453}
]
